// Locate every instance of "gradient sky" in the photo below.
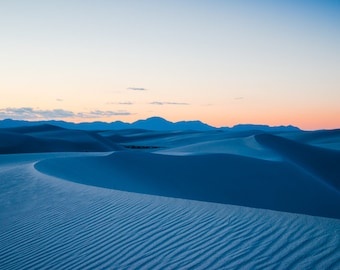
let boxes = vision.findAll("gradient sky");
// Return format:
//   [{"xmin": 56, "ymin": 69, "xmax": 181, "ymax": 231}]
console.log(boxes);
[{"xmin": 1, "ymin": 0, "xmax": 339, "ymax": 130}]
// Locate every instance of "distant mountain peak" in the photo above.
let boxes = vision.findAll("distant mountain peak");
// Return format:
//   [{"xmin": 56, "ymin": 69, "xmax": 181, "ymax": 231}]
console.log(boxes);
[{"xmin": 131, "ymin": 116, "xmax": 214, "ymax": 131}]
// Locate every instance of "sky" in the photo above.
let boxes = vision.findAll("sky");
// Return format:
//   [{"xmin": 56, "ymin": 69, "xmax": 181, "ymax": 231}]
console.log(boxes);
[{"xmin": 1, "ymin": 0, "xmax": 339, "ymax": 130}]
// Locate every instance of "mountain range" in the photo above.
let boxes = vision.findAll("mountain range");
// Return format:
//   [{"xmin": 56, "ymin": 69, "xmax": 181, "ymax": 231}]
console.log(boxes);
[{"xmin": 0, "ymin": 117, "xmax": 300, "ymax": 132}]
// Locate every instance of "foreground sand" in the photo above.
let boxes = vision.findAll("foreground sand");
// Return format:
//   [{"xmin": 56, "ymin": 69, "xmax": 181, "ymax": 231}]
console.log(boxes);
[{"xmin": 0, "ymin": 126, "xmax": 340, "ymax": 269}]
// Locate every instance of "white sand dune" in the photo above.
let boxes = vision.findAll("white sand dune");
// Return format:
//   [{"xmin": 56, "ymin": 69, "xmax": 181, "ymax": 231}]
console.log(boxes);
[
  {"xmin": 0, "ymin": 125, "xmax": 122, "ymax": 154},
  {"xmin": 256, "ymin": 133, "xmax": 340, "ymax": 192},
  {"xmin": 279, "ymin": 129, "xmax": 340, "ymax": 150},
  {"xmin": 1, "ymin": 125, "xmax": 340, "ymax": 269},
  {"xmin": 156, "ymin": 135, "xmax": 279, "ymax": 160},
  {"xmin": 35, "ymin": 149, "xmax": 340, "ymax": 219},
  {"xmin": 1, "ymin": 153, "xmax": 340, "ymax": 269}
]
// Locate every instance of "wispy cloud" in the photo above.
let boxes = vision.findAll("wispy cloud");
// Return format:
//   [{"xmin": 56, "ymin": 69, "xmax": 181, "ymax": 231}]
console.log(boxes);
[
  {"xmin": 234, "ymin": 97, "xmax": 244, "ymax": 100},
  {"xmin": 0, "ymin": 107, "xmax": 75, "ymax": 119},
  {"xmin": 150, "ymin": 101, "xmax": 189, "ymax": 106},
  {"xmin": 0, "ymin": 107, "xmax": 131, "ymax": 120},
  {"xmin": 56, "ymin": 98, "xmax": 63, "ymax": 102},
  {"xmin": 127, "ymin": 87, "xmax": 147, "ymax": 91},
  {"xmin": 78, "ymin": 110, "xmax": 131, "ymax": 118},
  {"xmin": 107, "ymin": 101, "xmax": 134, "ymax": 105}
]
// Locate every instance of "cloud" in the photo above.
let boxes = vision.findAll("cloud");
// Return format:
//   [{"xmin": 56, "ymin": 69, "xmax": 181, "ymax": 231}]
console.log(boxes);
[
  {"xmin": 0, "ymin": 107, "xmax": 75, "ymax": 119},
  {"xmin": 78, "ymin": 110, "xmax": 131, "ymax": 118},
  {"xmin": 234, "ymin": 97, "xmax": 244, "ymax": 100},
  {"xmin": 127, "ymin": 87, "xmax": 147, "ymax": 91},
  {"xmin": 56, "ymin": 98, "xmax": 63, "ymax": 102},
  {"xmin": 150, "ymin": 101, "xmax": 189, "ymax": 105},
  {"xmin": 107, "ymin": 102, "xmax": 134, "ymax": 105},
  {"xmin": 0, "ymin": 107, "xmax": 131, "ymax": 120}
]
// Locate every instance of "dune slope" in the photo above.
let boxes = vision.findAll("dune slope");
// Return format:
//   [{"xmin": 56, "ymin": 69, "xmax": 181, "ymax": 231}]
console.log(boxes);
[
  {"xmin": 256, "ymin": 133, "xmax": 340, "ymax": 192},
  {"xmin": 35, "ymin": 150, "xmax": 340, "ymax": 219},
  {"xmin": 0, "ymin": 125, "xmax": 122, "ymax": 154}
]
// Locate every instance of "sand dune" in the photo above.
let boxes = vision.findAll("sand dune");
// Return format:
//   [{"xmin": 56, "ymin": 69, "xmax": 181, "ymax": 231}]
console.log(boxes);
[
  {"xmin": 35, "ymin": 149, "xmax": 340, "ymax": 219},
  {"xmin": 157, "ymin": 135, "xmax": 279, "ymax": 160},
  {"xmin": 1, "ymin": 124, "xmax": 340, "ymax": 268},
  {"xmin": 1, "ymin": 153, "xmax": 339, "ymax": 269},
  {"xmin": 279, "ymin": 129, "xmax": 340, "ymax": 150},
  {"xmin": 256, "ymin": 133, "xmax": 340, "ymax": 192},
  {"xmin": 0, "ymin": 125, "xmax": 122, "ymax": 154}
]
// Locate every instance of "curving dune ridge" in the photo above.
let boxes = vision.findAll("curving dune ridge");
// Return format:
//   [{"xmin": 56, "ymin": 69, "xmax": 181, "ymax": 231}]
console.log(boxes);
[
  {"xmin": 256, "ymin": 133, "xmax": 340, "ymax": 192},
  {"xmin": 35, "ymin": 150, "xmax": 340, "ymax": 219},
  {"xmin": 1, "ymin": 124, "xmax": 340, "ymax": 269}
]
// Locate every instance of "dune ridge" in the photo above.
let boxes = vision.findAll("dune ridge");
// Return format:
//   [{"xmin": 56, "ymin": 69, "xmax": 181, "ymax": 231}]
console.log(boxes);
[
  {"xmin": 35, "ymin": 149, "xmax": 340, "ymax": 219},
  {"xmin": 0, "ymin": 125, "xmax": 122, "ymax": 154},
  {"xmin": 255, "ymin": 133, "xmax": 340, "ymax": 192}
]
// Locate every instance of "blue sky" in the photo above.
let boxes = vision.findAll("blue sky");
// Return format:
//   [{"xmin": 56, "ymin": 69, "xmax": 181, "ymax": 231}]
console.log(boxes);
[{"xmin": 1, "ymin": 0, "xmax": 339, "ymax": 129}]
